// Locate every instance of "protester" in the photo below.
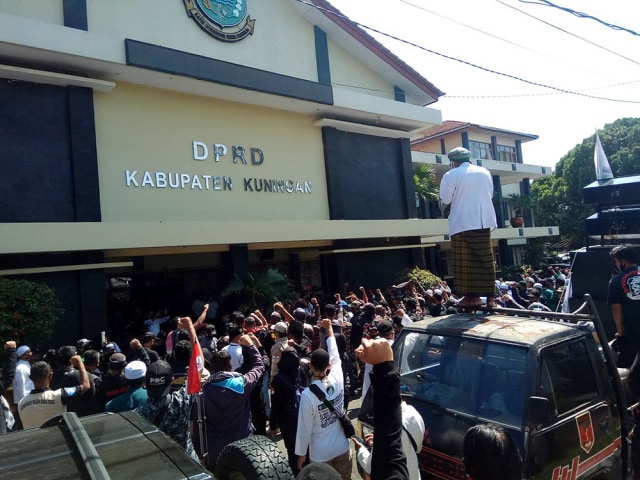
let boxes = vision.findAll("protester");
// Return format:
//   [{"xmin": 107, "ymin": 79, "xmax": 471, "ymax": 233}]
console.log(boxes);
[
  {"xmin": 105, "ymin": 360, "xmax": 148, "ymax": 412},
  {"xmin": 440, "ymin": 146, "xmax": 498, "ymax": 309},
  {"xmin": 199, "ymin": 332, "xmax": 265, "ymax": 472},
  {"xmin": 463, "ymin": 424, "xmax": 522, "ymax": 480},
  {"xmin": 355, "ymin": 337, "xmax": 409, "ymax": 480},
  {"xmin": 608, "ymin": 244, "xmax": 640, "ymax": 367},
  {"xmin": 269, "ymin": 346, "xmax": 303, "ymax": 474},
  {"xmin": 18, "ymin": 355, "xmax": 90, "ymax": 429},
  {"xmin": 295, "ymin": 319, "xmax": 351, "ymax": 479}
]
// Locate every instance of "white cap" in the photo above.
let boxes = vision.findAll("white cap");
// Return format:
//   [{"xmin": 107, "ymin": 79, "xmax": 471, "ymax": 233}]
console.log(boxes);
[
  {"xmin": 533, "ymin": 282, "xmax": 543, "ymax": 290},
  {"xmin": 434, "ymin": 289, "xmax": 443, "ymax": 296},
  {"xmin": 426, "ymin": 289, "xmax": 434, "ymax": 295},
  {"xmin": 273, "ymin": 321, "xmax": 288, "ymax": 334},
  {"xmin": 16, "ymin": 345, "xmax": 31, "ymax": 357},
  {"xmin": 124, "ymin": 360, "xmax": 147, "ymax": 380}
]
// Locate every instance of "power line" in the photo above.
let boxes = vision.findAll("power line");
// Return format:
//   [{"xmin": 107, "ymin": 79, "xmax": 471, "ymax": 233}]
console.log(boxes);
[
  {"xmin": 399, "ymin": 0, "xmax": 613, "ymax": 80},
  {"xmin": 518, "ymin": 0, "xmax": 640, "ymax": 37},
  {"xmin": 498, "ymin": 0, "xmax": 640, "ymax": 68},
  {"xmin": 306, "ymin": 0, "xmax": 640, "ymax": 103}
]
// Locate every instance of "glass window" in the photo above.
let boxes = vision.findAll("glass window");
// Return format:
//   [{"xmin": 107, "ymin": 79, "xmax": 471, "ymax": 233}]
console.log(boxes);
[
  {"xmin": 539, "ymin": 341, "xmax": 599, "ymax": 415},
  {"xmin": 497, "ymin": 144, "xmax": 517, "ymax": 163},
  {"xmin": 469, "ymin": 140, "xmax": 493, "ymax": 160},
  {"xmin": 394, "ymin": 333, "xmax": 527, "ymax": 426}
]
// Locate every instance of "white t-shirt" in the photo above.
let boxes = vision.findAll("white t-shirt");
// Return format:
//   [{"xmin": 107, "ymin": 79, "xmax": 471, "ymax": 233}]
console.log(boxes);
[
  {"xmin": 356, "ymin": 401, "xmax": 425, "ymax": 480},
  {"xmin": 222, "ymin": 343, "xmax": 243, "ymax": 371},
  {"xmin": 295, "ymin": 336, "xmax": 349, "ymax": 462},
  {"xmin": 18, "ymin": 387, "xmax": 80, "ymax": 429},
  {"xmin": 440, "ymin": 162, "xmax": 497, "ymax": 237},
  {"xmin": 12, "ymin": 359, "xmax": 34, "ymax": 405}
]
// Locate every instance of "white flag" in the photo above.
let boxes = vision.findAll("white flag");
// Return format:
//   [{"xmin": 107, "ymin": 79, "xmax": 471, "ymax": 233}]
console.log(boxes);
[{"xmin": 594, "ymin": 132, "xmax": 614, "ymax": 181}]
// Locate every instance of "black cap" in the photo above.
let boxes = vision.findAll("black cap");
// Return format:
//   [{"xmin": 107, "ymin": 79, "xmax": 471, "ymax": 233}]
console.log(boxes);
[
  {"xmin": 109, "ymin": 352, "xmax": 127, "ymax": 369},
  {"xmin": 142, "ymin": 331, "xmax": 157, "ymax": 342},
  {"xmin": 145, "ymin": 360, "xmax": 173, "ymax": 399},
  {"xmin": 377, "ymin": 319, "xmax": 394, "ymax": 336}
]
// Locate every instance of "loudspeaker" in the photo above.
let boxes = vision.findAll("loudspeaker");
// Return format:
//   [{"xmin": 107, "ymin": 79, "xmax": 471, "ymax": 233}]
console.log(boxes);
[{"xmin": 570, "ymin": 248, "xmax": 616, "ymax": 300}]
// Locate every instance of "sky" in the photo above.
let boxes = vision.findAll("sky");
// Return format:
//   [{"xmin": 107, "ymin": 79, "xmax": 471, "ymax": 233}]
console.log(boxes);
[{"xmin": 326, "ymin": 0, "xmax": 640, "ymax": 169}]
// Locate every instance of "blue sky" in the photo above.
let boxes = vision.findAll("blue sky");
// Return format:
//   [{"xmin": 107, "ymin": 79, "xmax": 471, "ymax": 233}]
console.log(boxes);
[{"xmin": 327, "ymin": 0, "xmax": 640, "ymax": 169}]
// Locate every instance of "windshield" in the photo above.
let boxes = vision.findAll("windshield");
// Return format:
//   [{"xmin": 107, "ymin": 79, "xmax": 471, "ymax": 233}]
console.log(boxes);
[{"xmin": 394, "ymin": 331, "xmax": 527, "ymax": 426}]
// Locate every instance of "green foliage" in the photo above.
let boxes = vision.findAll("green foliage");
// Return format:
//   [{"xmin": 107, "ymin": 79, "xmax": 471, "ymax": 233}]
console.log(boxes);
[
  {"xmin": 413, "ymin": 164, "xmax": 439, "ymax": 200},
  {"xmin": 0, "ymin": 278, "xmax": 63, "ymax": 346},
  {"xmin": 221, "ymin": 268, "xmax": 296, "ymax": 314},
  {"xmin": 531, "ymin": 117, "xmax": 640, "ymax": 248},
  {"xmin": 400, "ymin": 266, "xmax": 443, "ymax": 288},
  {"xmin": 505, "ymin": 193, "xmax": 534, "ymax": 216}
]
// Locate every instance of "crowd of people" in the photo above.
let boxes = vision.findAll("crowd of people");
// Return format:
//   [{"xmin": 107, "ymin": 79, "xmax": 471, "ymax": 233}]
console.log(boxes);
[{"xmin": 0, "ymin": 273, "xmax": 538, "ymax": 478}]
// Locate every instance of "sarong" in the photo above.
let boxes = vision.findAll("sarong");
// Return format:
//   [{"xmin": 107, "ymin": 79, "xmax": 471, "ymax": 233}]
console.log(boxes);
[{"xmin": 451, "ymin": 229, "xmax": 495, "ymax": 296}]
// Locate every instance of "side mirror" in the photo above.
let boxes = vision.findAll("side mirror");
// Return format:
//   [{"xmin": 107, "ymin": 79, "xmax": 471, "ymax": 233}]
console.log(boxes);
[{"xmin": 527, "ymin": 396, "xmax": 551, "ymax": 426}]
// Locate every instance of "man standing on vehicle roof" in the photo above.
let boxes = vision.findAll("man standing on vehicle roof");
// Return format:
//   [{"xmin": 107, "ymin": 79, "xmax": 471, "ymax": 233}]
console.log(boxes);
[
  {"xmin": 608, "ymin": 244, "xmax": 640, "ymax": 368},
  {"xmin": 440, "ymin": 147, "xmax": 498, "ymax": 310}
]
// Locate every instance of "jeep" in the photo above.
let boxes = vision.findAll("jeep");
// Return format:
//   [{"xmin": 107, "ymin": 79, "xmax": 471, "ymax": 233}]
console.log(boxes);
[{"xmin": 359, "ymin": 296, "xmax": 632, "ymax": 479}]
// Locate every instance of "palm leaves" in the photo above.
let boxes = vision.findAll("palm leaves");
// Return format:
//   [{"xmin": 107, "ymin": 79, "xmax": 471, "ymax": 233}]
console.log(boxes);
[{"xmin": 221, "ymin": 268, "xmax": 296, "ymax": 314}]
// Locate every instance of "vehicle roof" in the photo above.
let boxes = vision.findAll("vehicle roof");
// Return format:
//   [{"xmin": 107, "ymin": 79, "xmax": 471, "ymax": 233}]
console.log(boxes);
[{"xmin": 405, "ymin": 313, "xmax": 587, "ymax": 348}]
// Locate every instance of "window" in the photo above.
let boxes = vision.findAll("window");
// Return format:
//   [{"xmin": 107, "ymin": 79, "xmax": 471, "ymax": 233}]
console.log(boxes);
[
  {"xmin": 539, "ymin": 341, "xmax": 599, "ymax": 415},
  {"xmin": 469, "ymin": 140, "xmax": 493, "ymax": 160},
  {"xmin": 395, "ymin": 333, "xmax": 527, "ymax": 426},
  {"xmin": 497, "ymin": 144, "xmax": 517, "ymax": 163},
  {"xmin": 512, "ymin": 245, "xmax": 527, "ymax": 266}
]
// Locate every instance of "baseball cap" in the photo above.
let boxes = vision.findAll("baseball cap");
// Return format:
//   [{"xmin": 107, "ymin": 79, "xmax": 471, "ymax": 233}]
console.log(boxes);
[
  {"xmin": 293, "ymin": 308, "xmax": 307, "ymax": 320},
  {"xmin": 16, "ymin": 345, "xmax": 31, "ymax": 357},
  {"xmin": 104, "ymin": 342, "xmax": 117, "ymax": 352},
  {"xmin": 145, "ymin": 360, "xmax": 173, "ymax": 399},
  {"xmin": 310, "ymin": 348, "xmax": 330, "ymax": 370},
  {"xmin": 109, "ymin": 352, "xmax": 127, "ymax": 369},
  {"xmin": 142, "ymin": 331, "xmax": 157, "ymax": 342},
  {"xmin": 533, "ymin": 282, "xmax": 543, "ymax": 290},
  {"xmin": 125, "ymin": 360, "xmax": 147, "ymax": 380},
  {"xmin": 377, "ymin": 319, "xmax": 394, "ymax": 336},
  {"xmin": 273, "ymin": 321, "xmax": 288, "ymax": 334},
  {"xmin": 499, "ymin": 283, "xmax": 509, "ymax": 290}
]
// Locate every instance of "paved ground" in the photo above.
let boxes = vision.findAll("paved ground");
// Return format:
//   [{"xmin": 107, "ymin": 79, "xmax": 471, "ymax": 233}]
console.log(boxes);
[{"xmin": 274, "ymin": 392, "xmax": 364, "ymax": 479}]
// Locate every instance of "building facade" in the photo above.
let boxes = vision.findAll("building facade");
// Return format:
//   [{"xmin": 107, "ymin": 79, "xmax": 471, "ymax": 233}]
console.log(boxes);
[
  {"xmin": 0, "ymin": 2, "xmax": 557, "ymax": 346},
  {"xmin": 411, "ymin": 120, "xmax": 558, "ymax": 274}
]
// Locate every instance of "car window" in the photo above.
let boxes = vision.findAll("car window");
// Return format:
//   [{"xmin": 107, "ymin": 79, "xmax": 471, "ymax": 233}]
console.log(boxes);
[
  {"xmin": 394, "ymin": 332, "xmax": 527, "ymax": 426},
  {"xmin": 539, "ymin": 340, "xmax": 599, "ymax": 415}
]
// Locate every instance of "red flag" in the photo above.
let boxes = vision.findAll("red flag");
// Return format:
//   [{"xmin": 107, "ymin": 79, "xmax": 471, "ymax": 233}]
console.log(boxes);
[{"xmin": 188, "ymin": 340, "xmax": 203, "ymax": 394}]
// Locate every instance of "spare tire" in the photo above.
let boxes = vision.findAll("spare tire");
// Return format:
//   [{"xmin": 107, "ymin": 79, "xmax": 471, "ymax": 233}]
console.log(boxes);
[{"xmin": 216, "ymin": 435, "xmax": 295, "ymax": 480}]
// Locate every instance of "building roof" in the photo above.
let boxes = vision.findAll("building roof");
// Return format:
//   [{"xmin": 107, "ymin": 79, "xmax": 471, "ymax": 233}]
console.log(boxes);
[
  {"xmin": 414, "ymin": 120, "xmax": 539, "ymax": 144},
  {"xmin": 292, "ymin": 0, "xmax": 445, "ymax": 106}
]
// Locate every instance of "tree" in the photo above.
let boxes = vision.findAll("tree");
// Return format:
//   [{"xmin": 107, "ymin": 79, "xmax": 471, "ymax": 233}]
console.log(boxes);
[
  {"xmin": 0, "ymin": 278, "xmax": 64, "ymax": 346},
  {"xmin": 414, "ymin": 164, "xmax": 440, "ymax": 218},
  {"xmin": 531, "ymin": 117, "xmax": 640, "ymax": 248},
  {"xmin": 413, "ymin": 163, "xmax": 439, "ymax": 200},
  {"xmin": 221, "ymin": 268, "xmax": 296, "ymax": 314}
]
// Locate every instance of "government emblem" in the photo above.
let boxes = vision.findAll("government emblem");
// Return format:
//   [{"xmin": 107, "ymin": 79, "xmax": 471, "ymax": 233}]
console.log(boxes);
[{"xmin": 183, "ymin": 0, "xmax": 256, "ymax": 43}]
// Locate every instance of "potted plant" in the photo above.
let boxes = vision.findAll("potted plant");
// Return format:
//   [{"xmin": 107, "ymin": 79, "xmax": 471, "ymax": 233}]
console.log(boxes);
[{"xmin": 505, "ymin": 193, "xmax": 533, "ymax": 227}]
